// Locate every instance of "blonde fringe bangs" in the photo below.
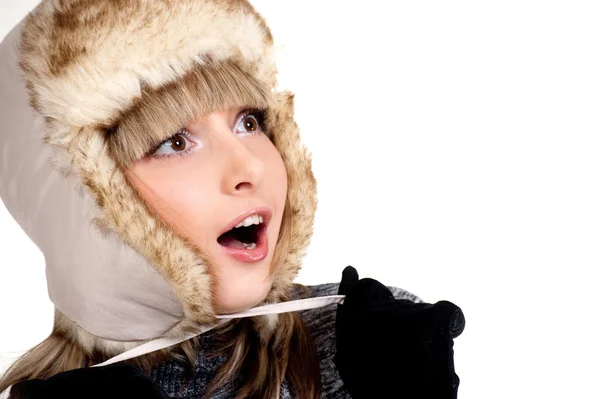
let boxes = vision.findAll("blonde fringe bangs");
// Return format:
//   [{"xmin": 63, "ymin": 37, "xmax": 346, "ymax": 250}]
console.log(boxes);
[{"xmin": 106, "ymin": 59, "xmax": 272, "ymax": 167}]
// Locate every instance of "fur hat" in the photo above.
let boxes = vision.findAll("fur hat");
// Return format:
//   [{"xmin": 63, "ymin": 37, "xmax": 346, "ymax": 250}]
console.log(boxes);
[{"xmin": 0, "ymin": 0, "xmax": 316, "ymax": 354}]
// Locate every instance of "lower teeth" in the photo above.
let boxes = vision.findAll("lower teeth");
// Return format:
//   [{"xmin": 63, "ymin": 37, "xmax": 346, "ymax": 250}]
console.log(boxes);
[{"xmin": 242, "ymin": 242, "xmax": 257, "ymax": 249}]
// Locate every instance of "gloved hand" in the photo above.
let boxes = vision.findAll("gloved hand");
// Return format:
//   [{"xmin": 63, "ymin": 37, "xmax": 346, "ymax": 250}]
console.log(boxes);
[
  {"xmin": 334, "ymin": 266, "xmax": 465, "ymax": 399},
  {"xmin": 9, "ymin": 363, "xmax": 168, "ymax": 399}
]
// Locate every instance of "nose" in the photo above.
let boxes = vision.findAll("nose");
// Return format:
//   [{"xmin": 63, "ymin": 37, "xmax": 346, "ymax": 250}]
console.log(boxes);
[{"xmin": 218, "ymin": 133, "xmax": 265, "ymax": 195}]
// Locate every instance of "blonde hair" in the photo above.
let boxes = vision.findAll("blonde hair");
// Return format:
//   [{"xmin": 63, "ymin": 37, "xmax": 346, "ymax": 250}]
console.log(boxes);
[
  {"xmin": 105, "ymin": 59, "xmax": 272, "ymax": 168},
  {"xmin": 0, "ymin": 60, "xmax": 321, "ymax": 398},
  {"xmin": 0, "ymin": 311, "xmax": 320, "ymax": 398}
]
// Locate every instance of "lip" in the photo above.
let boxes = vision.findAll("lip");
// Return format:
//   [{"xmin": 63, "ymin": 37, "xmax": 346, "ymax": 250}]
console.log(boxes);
[
  {"xmin": 217, "ymin": 206, "xmax": 272, "ymax": 263},
  {"xmin": 218, "ymin": 206, "xmax": 273, "ymax": 237}
]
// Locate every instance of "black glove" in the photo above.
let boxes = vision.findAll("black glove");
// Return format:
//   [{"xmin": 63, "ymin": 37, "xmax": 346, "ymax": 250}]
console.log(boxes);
[
  {"xmin": 9, "ymin": 363, "xmax": 169, "ymax": 399},
  {"xmin": 334, "ymin": 266, "xmax": 465, "ymax": 399}
]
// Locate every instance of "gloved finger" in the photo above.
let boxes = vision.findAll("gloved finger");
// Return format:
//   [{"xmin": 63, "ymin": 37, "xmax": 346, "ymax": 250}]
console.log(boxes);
[
  {"xmin": 338, "ymin": 266, "xmax": 359, "ymax": 296},
  {"xmin": 343, "ymin": 278, "xmax": 394, "ymax": 309},
  {"xmin": 434, "ymin": 300, "xmax": 466, "ymax": 339}
]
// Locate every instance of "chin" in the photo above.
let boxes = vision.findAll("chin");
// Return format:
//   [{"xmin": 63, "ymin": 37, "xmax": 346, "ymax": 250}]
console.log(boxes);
[{"xmin": 214, "ymin": 274, "xmax": 273, "ymax": 314}]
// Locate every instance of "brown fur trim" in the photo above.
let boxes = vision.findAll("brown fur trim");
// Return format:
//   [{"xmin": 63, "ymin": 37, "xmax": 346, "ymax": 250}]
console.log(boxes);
[
  {"xmin": 18, "ymin": 0, "xmax": 275, "ymax": 129},
  {"xmin": 66, "ymin": 125, "xmax": 218, "ymax": 326},
  {"xmin": 265, "ymin": 92, "xmax": 318, "ymax": 304}
]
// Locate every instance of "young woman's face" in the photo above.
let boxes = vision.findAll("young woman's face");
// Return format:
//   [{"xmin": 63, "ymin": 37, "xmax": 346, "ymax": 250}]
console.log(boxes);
[{"xmin": 125, "ymin": 107, "xmax": 287, "ymax": 313}]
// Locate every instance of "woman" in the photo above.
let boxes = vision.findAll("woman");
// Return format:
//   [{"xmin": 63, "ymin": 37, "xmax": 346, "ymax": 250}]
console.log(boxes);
[{"xmin": 0, "ymin": 1, "xmax": 464, "ymax": 398}]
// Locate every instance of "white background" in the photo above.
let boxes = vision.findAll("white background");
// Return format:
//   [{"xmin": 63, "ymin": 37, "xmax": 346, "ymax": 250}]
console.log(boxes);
[{"xmin": 1, "ymin": 1, "xmax": 599, "ymax": 398}]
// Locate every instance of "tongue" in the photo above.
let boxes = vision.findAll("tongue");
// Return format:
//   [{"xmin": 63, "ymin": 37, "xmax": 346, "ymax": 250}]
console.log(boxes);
[{"xmin": 218, "ymin": 234, "xmax": 248, "ymax": 249}]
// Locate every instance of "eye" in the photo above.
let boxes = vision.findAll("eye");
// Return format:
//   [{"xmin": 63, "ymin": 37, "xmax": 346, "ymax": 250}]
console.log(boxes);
[
  {"xmin": 151, "ymin": 129, "xmax": 198, "ymax": 159},
  {"xmin": 235, "ymin": 109, "xmax": 266, "ymax": 135}
]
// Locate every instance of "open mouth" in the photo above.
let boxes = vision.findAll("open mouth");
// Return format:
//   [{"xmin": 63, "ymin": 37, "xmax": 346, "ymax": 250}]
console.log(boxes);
[
  {"xmin": 216, "ymin": 208, "xmax": 272, "ymax": 262},
  {"xmin": 217, "ymin": 215, "xmax": 265, "ymax": 249}
]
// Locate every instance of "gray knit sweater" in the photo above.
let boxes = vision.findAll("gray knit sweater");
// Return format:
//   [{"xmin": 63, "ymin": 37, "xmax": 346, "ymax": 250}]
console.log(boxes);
[{"xmin": 150, "ymin": 283, "xmax": 421, "ymax": 398}]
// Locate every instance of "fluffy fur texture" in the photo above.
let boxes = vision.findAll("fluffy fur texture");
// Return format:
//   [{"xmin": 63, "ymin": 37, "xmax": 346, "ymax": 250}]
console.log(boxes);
[{"xmin": 17, "ymin": 0, "xmax": 317, "ymax": 354}]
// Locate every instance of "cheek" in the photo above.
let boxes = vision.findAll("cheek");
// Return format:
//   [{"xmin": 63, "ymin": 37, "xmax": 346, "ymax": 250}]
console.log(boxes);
[
  {"xmin": 124, "ymin": 163, "xmax": 216, "ymax": 245},
  {"xmin": 261, "ymin": 145, "xmax": 288, "ymax": 243},
  {"xmin": 264, "ymin": 143, "xmax": 288, "ymax": 207}
]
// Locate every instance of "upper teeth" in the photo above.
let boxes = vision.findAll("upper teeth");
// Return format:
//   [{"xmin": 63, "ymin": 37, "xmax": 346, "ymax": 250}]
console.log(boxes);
[{"xmin": 235, "ymin": 214, "xmax": 263, "ymax": 228}]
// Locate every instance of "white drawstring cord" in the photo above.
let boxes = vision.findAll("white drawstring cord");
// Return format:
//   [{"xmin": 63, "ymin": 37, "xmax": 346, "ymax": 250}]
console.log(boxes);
[{"xmin": 93, "ymin": 295, "xmax": 345, "ymax": 367}]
